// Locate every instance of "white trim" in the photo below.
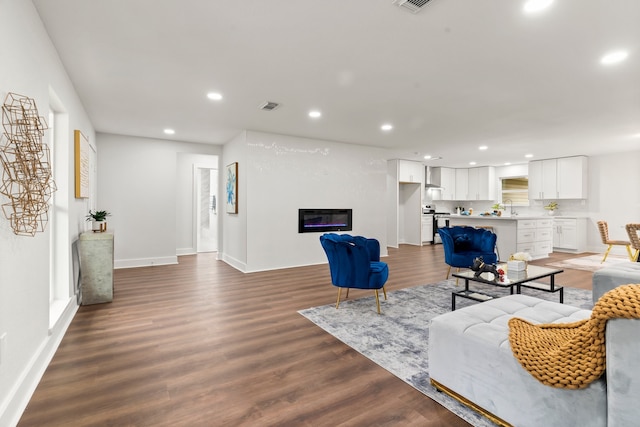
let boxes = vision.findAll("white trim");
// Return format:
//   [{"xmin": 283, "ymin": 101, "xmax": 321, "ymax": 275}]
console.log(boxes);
[
  {"xmin": 114, "ymin": 256, "xmax": 178, "ymax": 269},
  {"xmin": 0, "ymin": 298, "xmax": 77, "ymax": 427}
]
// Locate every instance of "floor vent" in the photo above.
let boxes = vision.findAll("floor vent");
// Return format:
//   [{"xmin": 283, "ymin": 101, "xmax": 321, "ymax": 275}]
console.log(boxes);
[
  {"xmin": 392, "ymin": 0, "xmax": 434, "ymax": 14},
  {"xmin": 259, "ymin": 101, "xmax": 280, "ymax": 111}
]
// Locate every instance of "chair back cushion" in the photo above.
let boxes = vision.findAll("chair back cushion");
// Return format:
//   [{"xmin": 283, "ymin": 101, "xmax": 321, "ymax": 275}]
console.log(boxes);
[{"xmin": 438, "ymin": 226, "xmax": 498, "ymax": 267}]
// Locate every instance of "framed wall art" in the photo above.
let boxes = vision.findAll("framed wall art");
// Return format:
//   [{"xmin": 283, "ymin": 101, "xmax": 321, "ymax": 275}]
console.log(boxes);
[
  {"xmin": 226, "ymin": 162, "xmax": 238, "ymax": 214},
  {"xmin": 74, "ymin": 129, "xmax": 90, "ymax": 198}
]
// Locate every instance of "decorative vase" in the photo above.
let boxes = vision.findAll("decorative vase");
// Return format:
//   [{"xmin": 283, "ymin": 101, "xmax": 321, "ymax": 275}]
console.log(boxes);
[
  {"xmin": 548, "ymin": 210, "xmax": 556, "ymax": 216},
  {"xmin": 92, "ymin": 220, "xmax": 107, "ymax": 232}
]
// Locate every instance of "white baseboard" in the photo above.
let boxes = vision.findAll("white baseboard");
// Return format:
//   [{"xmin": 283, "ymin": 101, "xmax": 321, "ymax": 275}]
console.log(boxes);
[
  {"xmin": 0, "ymin": 298, "xmax": 78, "ymax": 427},
  {"xmin": 176, "ymin": 248, "xmax": 196, "ymax": 256},
  {"xmin": 114, "ymin": 256, "xmax": 178, "ymax": 269},
  {"xmin": 220, "ymin": 253, "xmax": 247, "ymax": 272}
]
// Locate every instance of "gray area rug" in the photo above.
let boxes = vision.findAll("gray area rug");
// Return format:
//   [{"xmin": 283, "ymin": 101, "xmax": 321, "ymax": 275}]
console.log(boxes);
[{"xmin": 298, "ymin": 279, "xmax": 593, "ymax": 427}]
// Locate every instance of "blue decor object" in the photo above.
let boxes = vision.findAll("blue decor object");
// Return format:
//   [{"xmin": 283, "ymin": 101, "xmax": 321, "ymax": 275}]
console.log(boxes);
[
  {"xmin": 319, "ymin": 233, "xmax": 389, "ymax": 314},
  {"xmin": 438, "ymin": 226, "xmax": 498, "ymax": 280}
]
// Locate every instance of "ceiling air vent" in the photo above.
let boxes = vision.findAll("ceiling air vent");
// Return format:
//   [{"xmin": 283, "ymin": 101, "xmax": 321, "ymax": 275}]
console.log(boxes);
[
  {"xmin": 259, "ymin": 101, "xmax": 280, "ymax": 111},
  {"xmin": 392, "ymin": 0, "xmax": 433, "ymax": 14}
]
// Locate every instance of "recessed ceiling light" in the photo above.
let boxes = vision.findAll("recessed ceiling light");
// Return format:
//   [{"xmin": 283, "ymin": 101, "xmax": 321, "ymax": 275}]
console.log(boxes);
[
  {"xmin": 164, "ymin": 128, "xmax": 175, "ymax": 135},
  {"xmin": 523, "ymin": 0, "xmax": 553, "ymax": 14},
  {"xmin": 469, "ymin": 161, "xmax": 477, "ymax": 166},
  {"xmin": 424, "ymin": 155, "xmax": 432, "ymax": 160},
  {"xmin": 525, "ymin": 154, "xmax": 533, "ymax": 158},
  {"xmin": 381, "ymin": 124, "xmax": 393, "ymax": 131},
  {"xmin": 479, "ymin": 145, "xmax": 488, "ymax": 150},
  {"xmin": 309, "ymin": 110, "xmax": 321, "ymax": 118},
  {"xmin": 207, "ymin": 92, "xmax": 223, "ymax": 101},
  {"xmin": 632, "ymin": 133, "xmax": 640, "ymax": 139},
  {"xmin": 504, "ymin": 162, "xmax": 512, "ymax": 166},
  {"xmin": 600, "ymin": 50, "xmax": 629, "ymax": 65}
]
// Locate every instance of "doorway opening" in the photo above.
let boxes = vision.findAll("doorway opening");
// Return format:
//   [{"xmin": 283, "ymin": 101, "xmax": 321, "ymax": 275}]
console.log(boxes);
[{"xmin": 196, "ymin": 167, "xmax": 218, "ymax": 252}]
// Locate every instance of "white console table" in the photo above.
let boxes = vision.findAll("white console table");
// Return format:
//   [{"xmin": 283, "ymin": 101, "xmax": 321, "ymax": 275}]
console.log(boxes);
[{"xmin": 78, "ymin": 231, "xmax": 114, "ymax": 305}]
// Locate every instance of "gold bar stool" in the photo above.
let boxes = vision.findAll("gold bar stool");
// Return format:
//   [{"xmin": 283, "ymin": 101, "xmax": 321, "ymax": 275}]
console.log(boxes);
[
  {"xmin": 598, "ymin": 221, "xmax": 634, "ymax": 262},
  {"xmin": 625, "ymin": 223, "xmax": 640, "ymax": 262}
]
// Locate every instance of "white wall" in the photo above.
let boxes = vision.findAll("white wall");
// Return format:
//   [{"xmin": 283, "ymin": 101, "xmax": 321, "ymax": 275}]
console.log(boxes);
[
  {"xmin": 0, "ymin": 1, "xmax": 96, "ymax": 425},
  {"xmin": 221, "ymin": 131, "xmax": 389, "ymax": 272},
  {"xmin": 96, "ymin": 133, "xmax": 221, "ymax": 268},
  {"xmin": 220, "ymin": 131, "xmax": 249, "ymax": 271}
]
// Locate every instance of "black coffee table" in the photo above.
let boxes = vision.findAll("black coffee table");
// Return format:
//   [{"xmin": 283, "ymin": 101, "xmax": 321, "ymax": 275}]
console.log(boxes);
[{"xmin": 451, "ymin": 264, "xmax": 564, "ymax": 310}]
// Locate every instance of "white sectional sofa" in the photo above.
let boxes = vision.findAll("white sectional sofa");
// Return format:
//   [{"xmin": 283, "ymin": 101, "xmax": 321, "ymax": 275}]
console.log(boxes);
[{"xmin": 429, "ymin": 294, "xmax": 640, "ymax": 427}]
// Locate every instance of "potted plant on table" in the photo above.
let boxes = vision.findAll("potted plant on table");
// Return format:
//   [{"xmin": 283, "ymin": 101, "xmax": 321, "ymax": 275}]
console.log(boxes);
[
  {"xmin": 544, "ymin": 201, "xmax": 558, "ymax": 216},
  {"xmin": 86, "ymin": 210, "xmax": 111, "ymax": 232}
]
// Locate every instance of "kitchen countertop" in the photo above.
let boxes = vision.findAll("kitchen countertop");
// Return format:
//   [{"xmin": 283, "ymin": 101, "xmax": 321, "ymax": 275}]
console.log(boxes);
[{"xmin": 444, "ymin": 215, "xmax": 550, "ymax": 220}]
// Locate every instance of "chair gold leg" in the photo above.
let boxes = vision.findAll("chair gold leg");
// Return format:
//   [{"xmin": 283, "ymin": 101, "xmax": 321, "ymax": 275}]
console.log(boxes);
[
  {"xmin": 445, "ymin": 265, "xmax": 452, "ymax": 279},
  {"xmin": 336, "ymin": 288, "xmax": 342, "ymax": 309},
  {"xmin": 382, "ymin": 286, "xmax": 387, "ymax": 300},
  {"xmin": 602, "ymin": 245, "xmax": 612, "ymax": 263},
  {"xmin": 455, "ymin": 267, "xmax": 460, "ymax": 286},
  {"xmin": 374, "ymin": 289, "xmax": 381, "ymax": 314},
  {"xmin": 626, "ymin": 245, "xmax": 634, "ymax": 261},
  {"xmin": 634, "ymin": 250, "xmax": 640, "ymax": 262},
  {"xmin": 345, "ymin": 288, "xmax": 350, "ymax": 299}
]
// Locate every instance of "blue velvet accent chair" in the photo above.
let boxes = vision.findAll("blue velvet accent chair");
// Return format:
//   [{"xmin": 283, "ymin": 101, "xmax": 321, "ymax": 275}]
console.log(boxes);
[
  {"xmin": 319, "ymin": 233, "xmax": 389, "ymax": 314},
  {"xmin": 438, "ymin": 226, "xmax": 498, "ymax": 281}
]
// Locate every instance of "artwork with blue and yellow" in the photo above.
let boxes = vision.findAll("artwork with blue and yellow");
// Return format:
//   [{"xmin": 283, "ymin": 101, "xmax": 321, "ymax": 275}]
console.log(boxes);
[{"xmin": 226, "ymin": 162, "xmax": 238, "ymax": 213}]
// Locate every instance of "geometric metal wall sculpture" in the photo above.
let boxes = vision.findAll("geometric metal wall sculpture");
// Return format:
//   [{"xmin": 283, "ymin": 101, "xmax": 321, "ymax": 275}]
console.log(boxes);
[{"xmin": 0, "ymin": 92, "xmax": 57, "ymax": 236}]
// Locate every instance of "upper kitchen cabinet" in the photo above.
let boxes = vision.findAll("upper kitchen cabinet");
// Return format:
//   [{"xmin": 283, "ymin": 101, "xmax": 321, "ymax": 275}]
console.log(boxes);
[
  {"xmin": 455, "ymin": 168, "xmax": 468, "ymax": 200},
  {"xmin": 528, "ymin": 159, "xmax": 556, "ymax": 200},
  {"xmin": 528, "ymin": 156, "xmax": 588, "ymax": 200},
  {"xmin": 467, "ymin": 166, "xmax": 495, "ymax": 200},
  {"xmin": 557, "ymin": 156, "xmax": 588, "ymax": 199},
  {"xmin": 432, "ymin": 167, "xmax": 456, "ymax": 200},
  {"xmin": 398, "ymin": 159, "xmax": 424, "ymax": 184},
  {"xmin": 432, "ymin": 166, "xmax": 494, "ymax": 200}
]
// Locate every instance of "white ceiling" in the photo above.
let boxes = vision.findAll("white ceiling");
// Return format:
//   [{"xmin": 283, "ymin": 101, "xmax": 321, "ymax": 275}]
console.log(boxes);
[{"xmin": 32, "ymin": 0, "xmax": 640, "ymax": 168}]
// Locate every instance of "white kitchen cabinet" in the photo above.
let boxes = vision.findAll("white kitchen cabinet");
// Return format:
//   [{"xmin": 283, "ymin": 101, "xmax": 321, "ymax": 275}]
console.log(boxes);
[
  {"xmin": 557, "ymin": 156, "xmax": 588, "ymax": 199},
  {"xmin": 516, "ymin": 219, "xmax": 553, "ymax": 260},
  {"xmin": 421, "ymin": 216, "xmax": 433, "ymax": 243},
  {"xmin": 433, "ymin": 167, "xmax": 456, "ymax": 200},
  {"xmin": 398, "ymin": 159, "xmax": 424, "ymax": 184},
  {"xmin": 467, "ymin": 167, "xmax": 495, "ymax": 200},
  {"xmin": 455, "ymin": 168, "xmax": 468, "ymax": 200},
  {"xmin": 388, "ymin": 159, "xmax": 423, "ymax": 247},
  {"xmin": 528, "ymin": 159, "xmax": 557, "ymax": 200},
  {"xmin": 528, "ymin": 156, "xmax": 588, "ymax": 200},
  {"xmin": 553, "ymin": 217, "xmax": 587, "ymax": 252}
]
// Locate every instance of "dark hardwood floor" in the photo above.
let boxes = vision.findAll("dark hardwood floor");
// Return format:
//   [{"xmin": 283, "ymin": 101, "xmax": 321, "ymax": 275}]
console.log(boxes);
[{"xmin": 18, "ymin": 245, "xmax": 594, "ymax": 426}]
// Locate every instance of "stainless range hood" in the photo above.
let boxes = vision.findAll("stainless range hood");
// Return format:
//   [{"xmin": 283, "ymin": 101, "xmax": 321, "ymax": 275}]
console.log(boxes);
[{"xmin": 425, "ymin": 166, "xmax": 442, "ymax": 189}]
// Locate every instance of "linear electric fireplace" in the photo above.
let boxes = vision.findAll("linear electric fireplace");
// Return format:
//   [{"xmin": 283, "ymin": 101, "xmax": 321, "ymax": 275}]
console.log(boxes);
[{"xmin": 298, "ymin": 209, "xmax": 352, "ymax": 233}]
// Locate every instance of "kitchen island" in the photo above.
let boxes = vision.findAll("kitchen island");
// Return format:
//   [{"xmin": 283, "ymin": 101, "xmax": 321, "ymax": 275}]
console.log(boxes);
[{"xmin": 443, "ymin": 215, "xmax": 553, "ymax": 260}]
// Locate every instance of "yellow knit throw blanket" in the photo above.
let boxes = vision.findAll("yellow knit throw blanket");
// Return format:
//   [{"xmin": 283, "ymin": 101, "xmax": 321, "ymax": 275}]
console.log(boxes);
[{"xmin": 508, "ymin": 284, "xmax": 640, "ymax": 389}]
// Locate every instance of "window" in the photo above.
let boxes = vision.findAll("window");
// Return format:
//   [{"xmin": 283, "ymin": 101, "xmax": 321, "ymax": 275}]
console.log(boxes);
[{"xmin": 501, "ymin": 177, "xmax": 529, "ymax": 205}]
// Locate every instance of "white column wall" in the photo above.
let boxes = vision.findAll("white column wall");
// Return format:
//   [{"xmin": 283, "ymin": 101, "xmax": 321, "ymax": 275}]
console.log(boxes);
[{"xmin": 223, "ymin": 131, "xmax": 389, "ymax": 272}]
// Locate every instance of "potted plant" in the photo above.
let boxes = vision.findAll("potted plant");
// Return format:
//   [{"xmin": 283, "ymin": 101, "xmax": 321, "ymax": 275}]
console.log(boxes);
[
  {"xmin": 491, "ymin": 203, "xmax": 504, "ymax": 216},
  {"xmin": 86, "ymin": 210, "xmax": 111, "ymax": 232},
  {"xmin": 544, "ymin": 201, "xmax": 558, "ymax": 215}
]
